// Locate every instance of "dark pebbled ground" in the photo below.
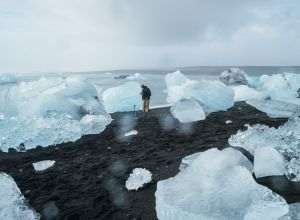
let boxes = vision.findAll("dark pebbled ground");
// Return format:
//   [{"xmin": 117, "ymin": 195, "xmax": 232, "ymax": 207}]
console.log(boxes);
[{"xmin": 0, "ymin": 102, "xmax": 299, "ymax": 220}]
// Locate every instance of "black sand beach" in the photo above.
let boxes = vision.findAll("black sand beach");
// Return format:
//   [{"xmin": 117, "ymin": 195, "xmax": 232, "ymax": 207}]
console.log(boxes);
[{"xmin": 1, "ymin": 102, "xmax": 300, "ymax": 220}]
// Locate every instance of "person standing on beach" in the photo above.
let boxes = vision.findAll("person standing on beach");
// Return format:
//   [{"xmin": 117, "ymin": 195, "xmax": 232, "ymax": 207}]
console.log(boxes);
[{"xmin": 141, "ymin": 85, "xmax": 151, "ymax": 112}]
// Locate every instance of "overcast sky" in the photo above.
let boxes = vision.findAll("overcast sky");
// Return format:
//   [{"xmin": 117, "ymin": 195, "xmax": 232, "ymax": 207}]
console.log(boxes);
[{"xmin": 1, "ymin": 0, "xmax": 300, "ymax": 73}]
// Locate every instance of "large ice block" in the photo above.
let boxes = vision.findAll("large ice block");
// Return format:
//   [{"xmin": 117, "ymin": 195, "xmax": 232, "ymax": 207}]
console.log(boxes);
[
  {"xmin": 155, "ymin": 148, "xmax": 288, "ymax": 220},
  {"xmin": 0, "ymin": 76, "xmax": 111, "ymax": 152},
  {"xmin": 170, "ymin": 98, "xmax": 206, "ymax": 123},
  {"xmin": 233, "ymin": 85, "xmax": 265, "ymax": 102},
  {"xmin": 0, "ymin": 172, "xmax": 40, "ymax": 219},
  {"xmin": 165, "ymin": 71, "xmax": 234, "ymax": 114},
  {"xmin": 102, "ymin": 81, "xmax": 142, "ymax": 113},
  {"xmin": 229, "ymin": 117, "xmax": 300, "ymax": 181},
  {"xmin": 254, "ymin": 147, "xmax": 286, "ymax": 178}
]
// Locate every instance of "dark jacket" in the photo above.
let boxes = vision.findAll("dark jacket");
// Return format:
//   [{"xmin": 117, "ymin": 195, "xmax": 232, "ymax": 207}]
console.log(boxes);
[{"xmin": 141, "ymin": 86, "xmax": 151, "ymax": 100}]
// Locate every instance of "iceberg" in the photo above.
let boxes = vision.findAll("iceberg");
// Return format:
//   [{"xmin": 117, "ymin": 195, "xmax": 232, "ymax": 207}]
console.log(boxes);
[
  {"xmin": 219, "ymin": 68, "xmax": 248, "ymax": 86},
  {"xmin": 32, "ymin": 160, "xmax": 56, "ymax": 172},
  {"xmin": 155, "ymin": 148, "xmax": 288, "ymax": 220},
  {"xmin": 254, "ymin": 147, "xmax": 286, "ymax": 178},
  {"xmin": 165, "ymin": 71, "xmax": 234, "ymax": 114},
  {"xmin": 170, "ymin": 98, "xmax": 206, "ymax": 123},
  {"xmin": 0, "ymin": 173, "xmax": 40, "ymax": 219},
  {"xmin": 125, "ymin": 168, "xmax": 152, "ymax": 191},
  {"xmin": 102, "ymin": 81, "xmax": 142, "ymax": 113},
  {"xmin": 229, "ymin": 117, "xmax": 300, "ymax": 181},
  {"xmin": 0, "ymin": 76, "xmax": 112, "ymax": 152}
]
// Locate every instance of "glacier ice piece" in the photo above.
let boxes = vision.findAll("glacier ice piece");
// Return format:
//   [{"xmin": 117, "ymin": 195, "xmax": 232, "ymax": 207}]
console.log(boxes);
[
  {"xmin": 127, "ymin": 73, "xmax": 145, "ymax": 80},
  {"xmin": 102, "ymin": 81, "xmax": 142, "ymax": 113},
  {"xmin": 229, "ymin": 117, "xmax": 300, "ymax": 181},
  {"xmin": 254, "ymin": 147, "xmax": 286, "ymax": 178},
  {"xmin": 0, "ymin": 76, "xmax": 112, "ymax": 152},
  {"xmin": 247, "ymin": 99, "xmax": 300, "ymax": 118},
  {"xmin": 233, "ymin": 85, "xmax": 266, "ymax": 102},
  {"xmin": 124, "ymin": 130, "xmax": 138, "ymax": 137},
  {"xmin": 226, "ymin": 120, "xmax": 233, "ymax": 124},
  {"xmin": 125, "ymin": 168, "xmax": 152, "ymax": 191},
  {"xmin": 170, "ymin": 98, "xmax": 206, "ymax": 123},
  {"xmin": 32, "ymin": 160, "xmax": 56, "ymax": 172},
  {"xmin": 219, "ymin": 68, "xmax": 248, "ymax": 86},
  {"xmin": 156, "ymin": 148, "xmax": 288, "ymax": 220},
  {"xmin": 0, "ymin": 172, "xmax": 40, "ymax": 219},
  {"xmin": 80, "ymin": 114, "xmax": 112, "ymax": 134},
  {"xmin": 283, "ymin": 203, "xmax": 300, "ymax": 220},
  {"xmin": 165, "ymin": 71, "xmax": 234, "ymax": 114},
  {"xmin": 258, "ymin": 73, "xmax": 300, "ymax": 105}
]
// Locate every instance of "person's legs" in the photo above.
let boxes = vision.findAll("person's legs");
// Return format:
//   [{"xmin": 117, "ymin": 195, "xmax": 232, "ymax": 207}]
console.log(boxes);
[
  {"xmin": 143, "ymin": 99, "xmax": 146, "ymax": 112},
  {"xmin": 145, "ymin": 99, "xmax": 150, "ymax": 112}
]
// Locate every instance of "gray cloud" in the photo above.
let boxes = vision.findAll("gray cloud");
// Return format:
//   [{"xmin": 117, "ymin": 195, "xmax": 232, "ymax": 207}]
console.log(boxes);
[{"xmin": 0, "ymin": 0, "xmax": 299, "ymax": 73}]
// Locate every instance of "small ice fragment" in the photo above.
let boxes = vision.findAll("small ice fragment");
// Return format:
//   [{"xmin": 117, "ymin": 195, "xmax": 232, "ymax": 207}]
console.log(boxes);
[
  {"xmin": 254, "ymin": 147, "xmax": 286, "ymax": 178},
  {"xmin": 124, "ymin": 130, "xmax": 138, "ymax": 137},
  {"xmin": 125, "ymin": 168, "xmax": 152, "ymax": 191},
  {"xmin": 226, "ymin": 120, "xmax": 232, "ymax": 124},
  {"xmin": 32, "ymin": 160, "xmax": 56, "ymax": 172}
]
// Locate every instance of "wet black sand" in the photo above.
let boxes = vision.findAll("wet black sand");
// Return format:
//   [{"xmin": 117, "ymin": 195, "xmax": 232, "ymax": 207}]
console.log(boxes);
[{"xmin": 0, "ymin": 102, "xmax": 299, "ymax": 220}]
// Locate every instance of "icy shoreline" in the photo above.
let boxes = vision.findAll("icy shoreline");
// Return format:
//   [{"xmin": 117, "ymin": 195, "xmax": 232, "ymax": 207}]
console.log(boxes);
[{"xmin": 2, "ymin": 102, "xmax": 298, "ymax": 219}]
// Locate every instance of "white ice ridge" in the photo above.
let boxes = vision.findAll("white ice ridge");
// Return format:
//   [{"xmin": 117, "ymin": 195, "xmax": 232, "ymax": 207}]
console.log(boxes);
[
  {"xmin": 127, "ymin": 73, "xmax": 145, "ymax": 80},
  {"xmin": 219, "ymin": 68, "xmax": 248, "ymax": 86},
  {"xmin": 0, "ymin": 76, "xmax": 112, "ymax": 152},
  {"xmin": 102, "ymin": 81, "xmax": 142, "ymax": 113},
  {"xmin": 126, "ymin": 168, "xmax": 152, "ymax": 191},
  {"xmin": 221, "ymin": 71, "xmax": 300, "ymax": 118},
  {"xmin": 156, "ymin": 148, "xmax": 288, "ymax": 220},
  {"xmin": 170, "ymin": 98, "xmax": 206, "ymax": 123},
  {"xmin": 124, "ymin": 130, "xmax": 138, "ymax": 137},
  {"xmin": 258, "ymin": 73, "xmax": 300, "ymax": 105},
  {"xmin": 165, "ymin": 71, "xmax": 234, "ymax": 114},
  {"xmin": 246, "ymin": 99, "xmax": 300, "ymax": 118},
  {"xmin": 254, "ymin": 147, "xmax": 286, "ymax": 178},
  {"xmin": 229, "ymin": 117, "xmax": 300, "ymax": 181},
  {"xmin": 0, "ymin": 173, "xmax": 40, "ymax": 219},
  {"xmin": 32, "ymin": 160, "xmax": 56, "ymax": 172},
  {"xmin": 0, "ymin": 73, "xmax": 17, "ymax": 85}
]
